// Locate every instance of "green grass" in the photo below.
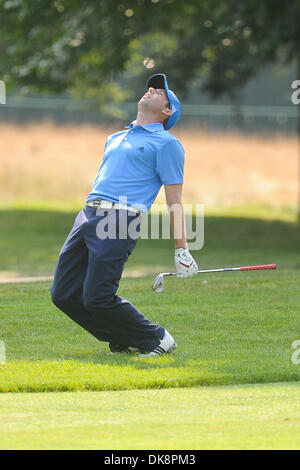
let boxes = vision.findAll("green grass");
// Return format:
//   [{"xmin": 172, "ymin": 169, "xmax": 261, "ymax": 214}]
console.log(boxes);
[
  {"xmin": 0, "ymin": 205, "xmax": 299, "ymax": 392},
  {"xmin": 0, "ymin": 382, "xmax": 299, "ymax": 449},
  {"xmin": 0, "ymin": 266, "xmax": 299, "ymax": 392},
  {"xmin": 0, "ymin": 204, "xmax": 299, "ymax": 449},
  {"xmin": 0, "ymin": 204, "xmax": 299, "ymax": 278}
]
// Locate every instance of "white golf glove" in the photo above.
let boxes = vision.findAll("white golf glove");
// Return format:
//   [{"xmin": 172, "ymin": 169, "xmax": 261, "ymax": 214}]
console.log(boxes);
[{"xmin": 174, "ymin": 248, "xmax": 198, "ymax": 278}]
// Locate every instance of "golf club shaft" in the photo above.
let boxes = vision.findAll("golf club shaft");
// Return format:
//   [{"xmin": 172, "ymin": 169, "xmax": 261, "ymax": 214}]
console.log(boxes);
[{"xmin": 165, "ymin": 263, "xmax": 277, "ymax": 277}]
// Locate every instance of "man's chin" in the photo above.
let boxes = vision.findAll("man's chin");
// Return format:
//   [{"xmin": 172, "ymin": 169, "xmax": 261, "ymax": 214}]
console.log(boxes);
[{"xmin": 138, "ymin": 100, "xmax": 150, "ymax": 110}]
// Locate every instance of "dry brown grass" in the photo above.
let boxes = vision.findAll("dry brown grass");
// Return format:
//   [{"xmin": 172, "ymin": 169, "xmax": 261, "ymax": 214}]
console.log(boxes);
[{"xmin": 0, "ymin": 122, "xmax": 297, "ymax": 207}]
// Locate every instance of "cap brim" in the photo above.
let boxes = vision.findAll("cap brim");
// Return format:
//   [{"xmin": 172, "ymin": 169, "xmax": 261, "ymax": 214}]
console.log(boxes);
[{"xmin": 147, "ymin": 74, "xmax": 168, "ymax": 92}]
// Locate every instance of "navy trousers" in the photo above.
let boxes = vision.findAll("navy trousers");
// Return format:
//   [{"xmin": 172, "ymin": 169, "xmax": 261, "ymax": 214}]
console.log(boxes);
[{"xmin": 50, "ymin": 206, "xmax": 164, "ymax": 352}]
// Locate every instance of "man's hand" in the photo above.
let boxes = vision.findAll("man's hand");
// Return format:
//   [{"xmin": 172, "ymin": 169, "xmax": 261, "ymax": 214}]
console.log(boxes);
[
  {"xmin": 165, "ymin": 185, "xmax": 198, "ymax": 277},
  {"xmin": 175, "ymin": 248, "xmax": 198, "ymax": 278}
]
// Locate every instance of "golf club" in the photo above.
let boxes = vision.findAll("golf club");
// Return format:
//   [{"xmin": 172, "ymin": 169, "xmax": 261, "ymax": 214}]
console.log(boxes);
[{"xmin": 152, "ymin": 263, "xmax": 277, "ymax": 293}]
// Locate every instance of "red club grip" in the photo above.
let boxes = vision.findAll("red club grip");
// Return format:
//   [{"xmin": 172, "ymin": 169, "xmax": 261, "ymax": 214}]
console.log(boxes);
[{"xmin": 240, "ymin": 264, "xmax": 277, "ymax": 271}]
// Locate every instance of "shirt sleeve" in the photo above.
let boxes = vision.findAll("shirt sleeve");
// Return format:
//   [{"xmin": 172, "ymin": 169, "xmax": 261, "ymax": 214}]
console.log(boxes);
[{"xmin": 155, "ymin": 138, "xmax": 185, "ymax": 185}]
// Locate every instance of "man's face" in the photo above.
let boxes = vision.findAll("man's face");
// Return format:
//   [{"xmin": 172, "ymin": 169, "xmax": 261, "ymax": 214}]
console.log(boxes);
[{"xmin": 138, "ymin": 87, "xmax": 170, "ymax": 114}]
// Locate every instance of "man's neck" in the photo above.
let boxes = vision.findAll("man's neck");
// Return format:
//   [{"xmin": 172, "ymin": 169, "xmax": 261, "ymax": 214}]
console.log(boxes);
[{"xmin": 134, "ymin": 110, "xmax": 161, "ymax": 127}]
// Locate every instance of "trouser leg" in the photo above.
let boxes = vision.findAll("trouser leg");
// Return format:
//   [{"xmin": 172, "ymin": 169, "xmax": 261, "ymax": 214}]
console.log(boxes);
[
  {"xmin": 50, "ymin": 209, "xmax": 113, "ymax": 341},
  {"xmin": 50, "ymin": 243, "xmax": 113, "ymax": 342},
  {"xmin": 82, "ymin": 210, "xmax": 164, "ymax": 352},
  {"xmin": 51, "ymin": 207, "xmax": 164, "ymax": 352}
]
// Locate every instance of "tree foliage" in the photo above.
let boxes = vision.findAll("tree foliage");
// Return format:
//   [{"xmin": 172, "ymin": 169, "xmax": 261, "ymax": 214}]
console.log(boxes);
[{"xmin": 1, "ymin": 0, "xmax": 300, "ymax": 108}]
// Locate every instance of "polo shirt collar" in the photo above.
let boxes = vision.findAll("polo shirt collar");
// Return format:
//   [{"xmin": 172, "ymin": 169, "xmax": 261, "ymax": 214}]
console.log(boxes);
[{"xmin": 125, "ymin": 121, "xmax": 164, "ymax": 133}]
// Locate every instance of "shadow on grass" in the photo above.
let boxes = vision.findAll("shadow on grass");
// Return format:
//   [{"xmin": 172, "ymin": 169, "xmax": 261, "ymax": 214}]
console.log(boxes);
[{"xmin": 0, "ymin": 208, "xmax": 299, "ymax": 277}]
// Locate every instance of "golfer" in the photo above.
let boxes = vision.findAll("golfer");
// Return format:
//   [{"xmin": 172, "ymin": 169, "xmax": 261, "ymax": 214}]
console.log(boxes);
[{"xmin": 51, "ymin": 73, "xmax": 198, "ymax": 356}]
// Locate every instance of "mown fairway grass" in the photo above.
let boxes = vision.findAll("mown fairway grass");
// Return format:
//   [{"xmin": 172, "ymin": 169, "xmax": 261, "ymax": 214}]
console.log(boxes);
[
  {"xmin": 0, "ymin": 382, "xmax": 299, "ymax": 450},
  {"xmin": 0, "ymin": 206, "xmax": 299, "ymax": 392},
  {"xmin": 0, "ymin": 205, "xmax": 299, "ymax": 449},
  {"xmin": 0, "ymin": 269, "xmax": 299, "ymax": 391}
]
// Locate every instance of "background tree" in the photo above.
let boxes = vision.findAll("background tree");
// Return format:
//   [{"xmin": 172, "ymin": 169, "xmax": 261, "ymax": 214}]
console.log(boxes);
[{"xmin": 0, "ymin": 0, "xmax": 299, "ymax": 105}]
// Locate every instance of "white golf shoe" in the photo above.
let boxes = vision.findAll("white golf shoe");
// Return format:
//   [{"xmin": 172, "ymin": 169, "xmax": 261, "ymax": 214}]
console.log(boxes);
[{"xmin": 139, "ymin": 329, "xmax": 177, "ymax": 357}]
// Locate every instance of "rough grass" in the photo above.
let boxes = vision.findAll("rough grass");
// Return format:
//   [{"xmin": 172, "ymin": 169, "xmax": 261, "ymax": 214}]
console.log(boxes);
[{"xmin": 0, "ymin": 122, "xmax": 297, "ymax": 207}]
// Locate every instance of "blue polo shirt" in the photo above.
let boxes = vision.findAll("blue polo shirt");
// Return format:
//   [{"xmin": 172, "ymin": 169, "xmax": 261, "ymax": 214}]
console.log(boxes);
[{"xmin": 86, "ymin": 122, "xmax": 185, "ymax": 212}]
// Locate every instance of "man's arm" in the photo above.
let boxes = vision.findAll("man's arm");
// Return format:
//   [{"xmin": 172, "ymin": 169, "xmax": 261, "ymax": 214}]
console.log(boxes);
[
  {"xmin": 164, "ymin": 184, "xmax": 187, "ymax": 249},
  {"xmin": 164, "ymin": 184, "xmax": 198, "ymax": 277}
]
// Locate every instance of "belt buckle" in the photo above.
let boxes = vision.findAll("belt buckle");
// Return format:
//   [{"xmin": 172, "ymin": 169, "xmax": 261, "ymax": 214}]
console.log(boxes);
[{"xmin": 100, "ymin": 200, "xmax": 113, "ymax": 210}]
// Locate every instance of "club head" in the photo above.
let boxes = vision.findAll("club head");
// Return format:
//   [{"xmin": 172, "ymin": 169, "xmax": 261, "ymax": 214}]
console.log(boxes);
[{"xmin": 152, "ymin": 274, "xmax": 164, "ymax": 293}]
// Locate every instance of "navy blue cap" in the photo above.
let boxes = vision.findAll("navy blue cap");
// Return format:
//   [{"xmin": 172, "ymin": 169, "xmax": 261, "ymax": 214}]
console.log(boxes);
[{"xmin": 146, "ymin": 73, "xmax": 181, "ymax": 130}]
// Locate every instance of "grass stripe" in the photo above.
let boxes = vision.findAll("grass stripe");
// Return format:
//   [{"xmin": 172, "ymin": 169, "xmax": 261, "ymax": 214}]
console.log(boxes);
[{"xmin": 0, "ymin": 382, "xmax": 299, "ymax": 449}]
